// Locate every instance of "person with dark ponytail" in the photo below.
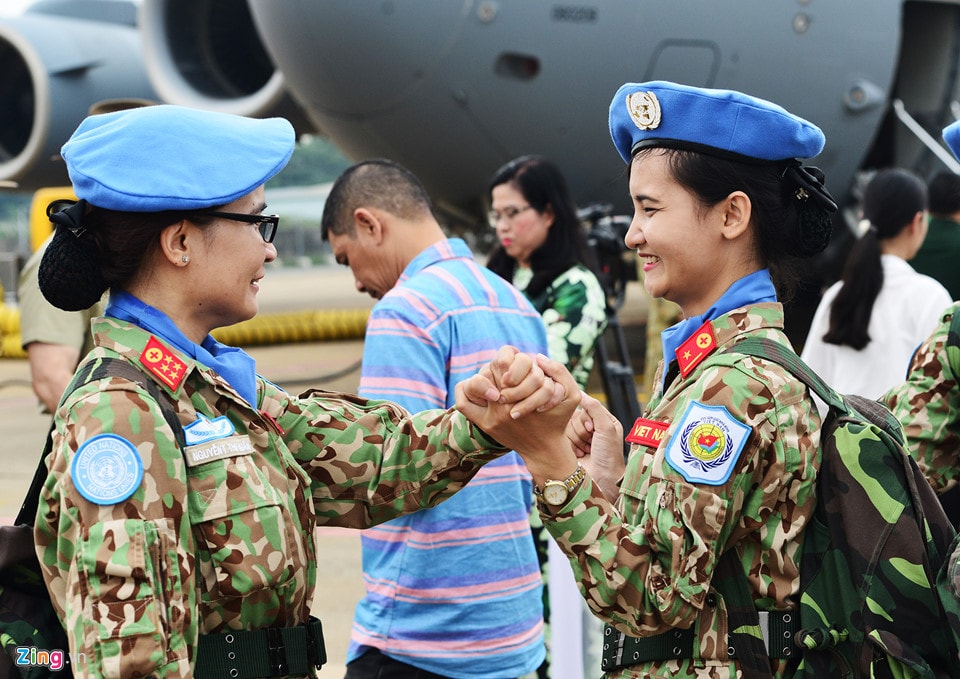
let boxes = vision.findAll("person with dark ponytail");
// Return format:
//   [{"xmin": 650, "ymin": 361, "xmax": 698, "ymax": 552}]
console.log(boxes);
[
  {"xmin": 883, "ymin": 125, "xmax": 960, "ymax": 505},
  {"xmin": 801, "ymin": 167, "xmax": 950, "ymax": 399},
  {"xmin": 456, "ymin": 80, "xmax": 839, "ymax": 678}
]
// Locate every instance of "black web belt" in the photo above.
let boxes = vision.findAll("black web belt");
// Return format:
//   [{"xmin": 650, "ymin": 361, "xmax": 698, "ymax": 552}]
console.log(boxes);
[
  {"xmin": 195, "ymin": 616, "xmax": 326, "ymax": 679},
  {"xmin": 600, "ymin": 610, "xmax": 799, "ymax": 673}
]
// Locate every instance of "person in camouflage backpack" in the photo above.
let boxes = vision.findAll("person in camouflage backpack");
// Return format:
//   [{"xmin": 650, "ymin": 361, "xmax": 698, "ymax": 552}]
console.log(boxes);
[
  {"xmin": 457, "ymin": 80, "xmax": 839, "ymax": 678},
  {"xmin": 882, "ymin": 301, "xmax": 960, "ymax": 499},
  {"xmin": 23, "ymin": 104, "xmax": 574, "ymax": 679}
]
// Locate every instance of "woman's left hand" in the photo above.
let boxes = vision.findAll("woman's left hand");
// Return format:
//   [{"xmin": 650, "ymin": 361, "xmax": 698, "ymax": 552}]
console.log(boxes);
[{"xmin": 567, "ymin": 392, "xmax": 625, "ymax": 501}]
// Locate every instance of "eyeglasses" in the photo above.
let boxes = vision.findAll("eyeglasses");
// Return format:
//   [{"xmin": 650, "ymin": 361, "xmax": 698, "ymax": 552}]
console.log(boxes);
[
  {"xmin": 487, "ymin": 205, "xmax": 534, "ymax": 228},
  {"xmin": 204, "ymin": 211, "xmax": 280, "ymax": 243}
]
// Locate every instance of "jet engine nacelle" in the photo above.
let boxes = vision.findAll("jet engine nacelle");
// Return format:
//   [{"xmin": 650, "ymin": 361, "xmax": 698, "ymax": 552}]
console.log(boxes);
[
  {"xmin": 0, "ymin": 0, "xmax": 158, "ymax": 190},
  {"xmin": 138, "ymin": 0, "xmax": 314, "ymax": 135}
]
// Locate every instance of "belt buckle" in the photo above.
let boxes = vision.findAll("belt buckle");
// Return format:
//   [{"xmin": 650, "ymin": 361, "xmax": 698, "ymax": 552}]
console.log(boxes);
[{"xmin": 266, "ymin": 627, "xmax": 288, "ymax": 677}]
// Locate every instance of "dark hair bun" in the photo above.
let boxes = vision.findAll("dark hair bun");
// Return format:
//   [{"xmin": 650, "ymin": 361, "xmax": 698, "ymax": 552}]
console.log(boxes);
[
  {"xmin": 38, "ymin": 225, "xmax": 108, "ymax": 311},
  {"xmin": 781, "ymin": 163, "xmax": 836, "ymax": 257},
  {"xmin": 795, "ymin": 202, "xmax": 834, "ymax": 257}
]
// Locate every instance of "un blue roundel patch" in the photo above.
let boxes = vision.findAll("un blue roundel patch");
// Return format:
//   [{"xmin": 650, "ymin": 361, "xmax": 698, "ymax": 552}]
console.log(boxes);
[{"xmin": 70, "ymin": 434, "xmax": 144, "ymax": 505}]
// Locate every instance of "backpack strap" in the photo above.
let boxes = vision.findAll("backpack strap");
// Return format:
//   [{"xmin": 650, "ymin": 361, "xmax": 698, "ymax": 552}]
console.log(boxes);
[
  {"xmin": 730, "ymin": 337, "xmax": 907, "ymax": 442},
  {"xmin": 15, "ymin": 357, "xmax": 183, "ymax": 526},
  {"xmin": 728, "ymin": 336, "xmax": 847, "ymax": 414},
  {"xmin": 712, "ymin": 548, "xmax": 776, "ymax": 679}
]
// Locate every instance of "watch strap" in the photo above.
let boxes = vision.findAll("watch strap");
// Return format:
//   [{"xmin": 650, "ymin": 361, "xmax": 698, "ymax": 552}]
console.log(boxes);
[{"xmin": 535, "ymin": 464, "xmax": 586, "ymax": 504}]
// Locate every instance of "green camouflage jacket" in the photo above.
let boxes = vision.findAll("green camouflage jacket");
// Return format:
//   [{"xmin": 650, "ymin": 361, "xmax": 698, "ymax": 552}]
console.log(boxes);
[
  {"xmin": 883, "ymin": 302, "xmax": 960, "ymax": 495},
  {"xmin": 541, "ymin": 303, "xmax": 821, "ymax": 678},
  {"xmin": 516, "ymin": 264, "xmax": 608, "ymax": 389},
  {"xmin": 34, "ymin": 317, "xmax": 504, "ymax": 679}
]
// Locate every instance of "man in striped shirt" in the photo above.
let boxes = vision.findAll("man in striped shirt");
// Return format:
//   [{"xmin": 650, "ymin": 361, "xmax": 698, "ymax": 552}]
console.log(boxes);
[{"xmin": 322, "ymin": 159, "xmax": 548, "ymax": 679}]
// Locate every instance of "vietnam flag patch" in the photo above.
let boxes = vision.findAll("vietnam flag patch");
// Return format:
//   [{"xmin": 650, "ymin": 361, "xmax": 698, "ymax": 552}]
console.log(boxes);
[
  {"xmin": 676, "ymin": 321, "xmax": 717, "ymax": 377},
  {"xmin": 139, "ymin": 335, "xmax": 188, "ymax": 390}
]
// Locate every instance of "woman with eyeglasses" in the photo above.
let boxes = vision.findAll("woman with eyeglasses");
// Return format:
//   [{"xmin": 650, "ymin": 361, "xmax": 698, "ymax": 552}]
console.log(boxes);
[
  {"xmin": 31, "ymin": 104, "xmax": 573, "ymax": 679},
  {"xmin": 486, "ymin": 155, "xmax": 608, "ymax": 678},
  {"xmin": 487, "ymin": 155, "xmax": 607, "ymax": 390}
]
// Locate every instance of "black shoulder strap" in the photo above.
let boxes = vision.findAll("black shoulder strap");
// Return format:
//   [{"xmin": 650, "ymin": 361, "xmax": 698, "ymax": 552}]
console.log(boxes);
[
  {"xmin": 714, "ymin": 548, "xmax": 775, "ymax": 679},
  {"xmin": 16, "ymin": 357, "xmax": 184, "ymax": 526},
  {"xmin": 710, "ymin": 337, "xmax": 833, "ymax": 677}
]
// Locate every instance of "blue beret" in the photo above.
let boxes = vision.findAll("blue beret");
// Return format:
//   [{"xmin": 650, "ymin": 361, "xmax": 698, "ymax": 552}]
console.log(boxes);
[
  {"xmin": 61, "ymin": 105, "xmax": 295, "ymax": 211},
  {"xmin": 609, "ymin": 81, "xmax": 825, "ymax": 164},
  {"xmin": 943, "ymin": 120, "xmax": 960, "ymax": 161}
]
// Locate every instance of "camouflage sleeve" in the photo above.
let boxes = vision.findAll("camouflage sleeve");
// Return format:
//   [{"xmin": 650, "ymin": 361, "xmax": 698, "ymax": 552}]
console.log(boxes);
[
  {"xmin": 883, "ymin": 308, "xmax": 960, "ymax": 494},
  {"xmin": 34, "ymin": 381, "xmax": 194, "ymax": 678},
  {"xmin": 540, "ymin": 359, "xmax": 818, "ymax": 637},
  {"xmin": 541, "ymin": 266, "xmax": 607, "ymax": 388},
  {"xmin": 276, "ymin": 387, "xmax": 506, "ymax": 528}
]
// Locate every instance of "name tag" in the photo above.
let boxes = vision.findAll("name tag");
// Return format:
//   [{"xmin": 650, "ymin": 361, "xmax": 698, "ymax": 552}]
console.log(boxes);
[
  {"xmin": 184, "ymin": 435, "xmax": 256, "ymax": 467},
  {"xmin": 625, "ymin": 417, "xmax": 669, "ymax": 449}
]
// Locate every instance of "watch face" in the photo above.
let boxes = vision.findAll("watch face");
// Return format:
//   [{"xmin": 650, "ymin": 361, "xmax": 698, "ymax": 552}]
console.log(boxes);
[{"xmin": 542, "ymin": 482, "xmax": 568, "ymax": 506}]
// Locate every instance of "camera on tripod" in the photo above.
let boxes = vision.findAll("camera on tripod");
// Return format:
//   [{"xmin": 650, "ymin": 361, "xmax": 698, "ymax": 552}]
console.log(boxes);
[{"xmin": 578, "ymin": 202, "xmax": 636, "ymax": 311}]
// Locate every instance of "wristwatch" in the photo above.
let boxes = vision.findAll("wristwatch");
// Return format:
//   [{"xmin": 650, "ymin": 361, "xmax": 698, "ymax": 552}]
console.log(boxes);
[{"xmin": 535, "ymin": 464, "xmax": 586, "ymax": 507}]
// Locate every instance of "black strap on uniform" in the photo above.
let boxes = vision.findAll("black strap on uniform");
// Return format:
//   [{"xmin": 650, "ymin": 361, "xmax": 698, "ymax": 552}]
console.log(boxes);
[
  {"xmin": 599, "ymin": 549, "xmax": 797, "ymax": 674},
  {"xmin": 714, "ymin": 547, "xmax": 777, "ymax": 679},
  {"xmin": 194, "ymin": 616, "xmax": 326, "ymax": 679}
]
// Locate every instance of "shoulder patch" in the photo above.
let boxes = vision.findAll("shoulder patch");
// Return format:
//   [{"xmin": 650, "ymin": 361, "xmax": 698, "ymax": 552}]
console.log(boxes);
[
  {"xmin": 665, "ymin": 400, "xmax": 750, "ymax": 485},
  {"xmin": 70, "ymin": 434, "xmax": 144, "ymax": 505},
  {"xmin": 139, "ymin": 335, "xmax": 188, "ymax": 390},
  {"xmin": 676, "ymin": 321, "xmax": 717, "ymax": 377}
]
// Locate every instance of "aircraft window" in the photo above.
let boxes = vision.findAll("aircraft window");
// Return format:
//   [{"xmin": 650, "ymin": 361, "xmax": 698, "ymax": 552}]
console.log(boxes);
[{"xmin": 495, "ymin": 53, "xmax": 540, "ymax": 81}]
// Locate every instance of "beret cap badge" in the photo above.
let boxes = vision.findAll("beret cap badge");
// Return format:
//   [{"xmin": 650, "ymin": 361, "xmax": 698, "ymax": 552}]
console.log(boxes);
[{"xmin": 627, "ymin": 91, "xmax": 661, "ymax": 130}]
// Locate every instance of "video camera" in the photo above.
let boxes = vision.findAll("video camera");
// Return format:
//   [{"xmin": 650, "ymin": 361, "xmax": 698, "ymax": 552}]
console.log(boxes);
[{"xmin": 578, "ymin": 202, "xmax": 636, "ymax": 310}]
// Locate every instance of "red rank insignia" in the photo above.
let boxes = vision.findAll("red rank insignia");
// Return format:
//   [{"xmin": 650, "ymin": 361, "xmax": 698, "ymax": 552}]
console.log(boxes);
[
  {"xmin": 139, "ymin": 335, "xmax": 188, "ymax": 391},
  {"xmin": 676, "ymin": 321, "xmax": 717, "ymax": 377},
  {"xmin": 625, "ymin": 417, "xmax": 669, "ymax": 449}
]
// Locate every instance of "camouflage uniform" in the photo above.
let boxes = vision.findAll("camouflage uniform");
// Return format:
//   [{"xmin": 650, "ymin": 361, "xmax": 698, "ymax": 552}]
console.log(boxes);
[
  {"xmin": 883, "ymin": 301, "xmax": 960, "ymax": 494},
  {"xmin": 33, "ymin": 317, "xmax": 505, "ymax": 679},
  {"xmin": 515, "ymin": 264, "xmax": 608, "ymax": 389},
  {"xmin": 540, "ymin": 303, "xmax": 821, "ymax": 678}
]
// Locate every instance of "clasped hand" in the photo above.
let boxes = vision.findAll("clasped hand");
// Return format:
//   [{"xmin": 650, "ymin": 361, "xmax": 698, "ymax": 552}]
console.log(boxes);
[
  {"xmin": 455, "ymin": 346, "xmax": 580, "ymax": 461},
  {"xmin": 457, "ymin": 346, "xmax": 627, "ymax": 500}
]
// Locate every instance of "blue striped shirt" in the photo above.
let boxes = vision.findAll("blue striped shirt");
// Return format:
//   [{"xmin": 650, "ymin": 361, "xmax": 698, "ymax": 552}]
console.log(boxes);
[{"xmin": 347, "ymin": 238, "xmax": 548, "ymax": 677}]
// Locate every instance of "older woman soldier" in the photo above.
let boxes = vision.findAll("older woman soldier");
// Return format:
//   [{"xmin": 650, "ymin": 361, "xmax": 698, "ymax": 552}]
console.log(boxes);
[{"xmin": 32, "ymin": 105, "xmax": 575, "ymax": 679}]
